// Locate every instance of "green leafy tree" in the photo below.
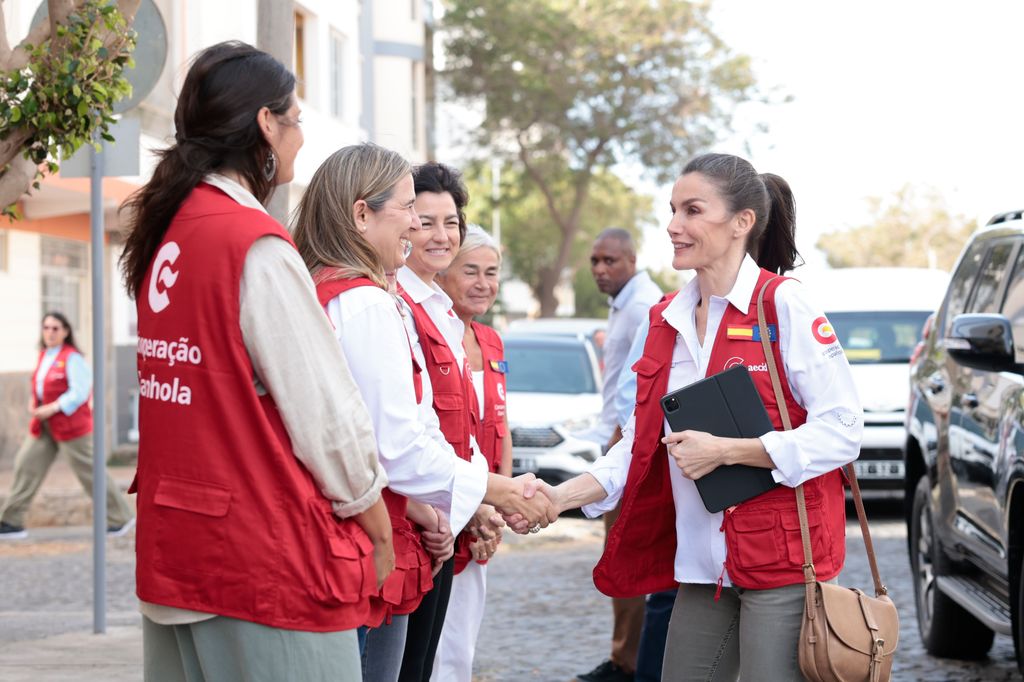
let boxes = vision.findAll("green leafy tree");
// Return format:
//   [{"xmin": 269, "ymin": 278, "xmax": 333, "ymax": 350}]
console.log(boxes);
[
  {"xmin": 816, "ymin": 185, "xmax": 978, "ymax": 270},
  {"xmin": 443, "ymin": 0, "xmax": 757, "ymax": 315},
  {"xmin": 463, "ymin": 161, "xmax": 654, "ymax": 315},
  {"xmin": 0, "ymin": 0, "xmax": 139, "ymax": 216}
]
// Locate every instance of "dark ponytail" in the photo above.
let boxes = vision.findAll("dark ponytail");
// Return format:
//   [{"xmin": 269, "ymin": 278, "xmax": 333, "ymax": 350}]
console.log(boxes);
[
  {"xmin": 681, "ymin": 154, "xmax": 801, "ymax": 275},
  {"xmin": 756, "ymin": 173, "xmax": 799, "ymax": 275},
  {"xmin": 119, "ymin": 41, "xmax": 295, "ymax": 298}
]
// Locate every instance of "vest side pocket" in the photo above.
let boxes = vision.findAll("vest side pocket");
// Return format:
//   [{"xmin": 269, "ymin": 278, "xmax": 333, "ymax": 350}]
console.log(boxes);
[
  {"xmin": 305, "ymin": 498, "xmax": 376, "ymax": 606},
  {"xmin": 725, "ymin": 509, "xmax": 782, "ymax": 568},
  {"xmin": 152, "ymin": 476, "xmax": 231, "ymax": 576},
  {"xmin": 780, "ymin": 503, "xmax": 823, "ymax": 566},
  {"xmin": 433, "ymin": 392, "xmax": 467, "ymax": 444}
]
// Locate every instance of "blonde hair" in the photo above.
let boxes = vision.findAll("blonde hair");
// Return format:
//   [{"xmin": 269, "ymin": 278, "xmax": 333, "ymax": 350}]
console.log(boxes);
[{"xmin": 292, "ymin": 143, "xmax": 411, "ymax": 289}]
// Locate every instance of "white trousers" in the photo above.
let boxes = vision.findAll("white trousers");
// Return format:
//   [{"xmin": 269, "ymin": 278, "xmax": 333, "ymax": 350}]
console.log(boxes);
[{"xmin": 430, "ymin": 562, "xmax": 487, "ymax": 682}]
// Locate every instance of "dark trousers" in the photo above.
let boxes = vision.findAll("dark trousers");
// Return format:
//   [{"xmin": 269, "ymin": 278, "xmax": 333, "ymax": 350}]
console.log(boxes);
[
  {"xmin": 635, "ymin": 589, "xmax": 677, "ymax": 682},
  {"xmin": 398, "ymin": 557, "xmax": 455, "ymax": 681}
]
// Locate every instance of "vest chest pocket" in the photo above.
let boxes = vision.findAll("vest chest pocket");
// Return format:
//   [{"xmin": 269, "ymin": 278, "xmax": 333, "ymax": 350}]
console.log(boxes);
[
  {"xmin": 632, "ymin": 356, "xmax": 664, "ymax": 404},
  {"xmin": 433, "ymin": 392, "xmax": 467, "ymax": 443}
]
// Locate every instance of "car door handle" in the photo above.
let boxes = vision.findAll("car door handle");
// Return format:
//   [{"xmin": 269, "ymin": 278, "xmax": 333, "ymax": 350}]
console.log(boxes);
[
  {"xmin": 962, "ymin": 393, "xmax": 980, "ymax": 409},
  {"xmin": 927, "ymin": 374, "xmax": 945, "ymax": 393}
]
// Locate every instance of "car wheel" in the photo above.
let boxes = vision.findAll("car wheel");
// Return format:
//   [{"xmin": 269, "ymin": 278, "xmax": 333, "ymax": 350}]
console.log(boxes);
[
  {"xmin": 1017, "ymin": 553, "xmax": 1024, "ymax": 674},
  {"xmin": 910, "ymin": 475, "xmax": 994, "ymax": 658}
]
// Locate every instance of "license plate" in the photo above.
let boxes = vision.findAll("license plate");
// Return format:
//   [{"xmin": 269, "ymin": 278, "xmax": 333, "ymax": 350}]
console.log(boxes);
[
  {"xmin": 854, "ymin": 460, "xmax": 904, "ymax": 479},
  {"xmin": 512, "ymin": 457, "xmax": 539, "ymax": 473}
]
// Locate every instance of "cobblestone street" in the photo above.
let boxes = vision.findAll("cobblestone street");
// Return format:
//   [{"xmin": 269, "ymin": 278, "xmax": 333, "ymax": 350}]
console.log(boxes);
[{"xmin": 1, "ymin": 500, "xmax": 1021, "ymax": 681}]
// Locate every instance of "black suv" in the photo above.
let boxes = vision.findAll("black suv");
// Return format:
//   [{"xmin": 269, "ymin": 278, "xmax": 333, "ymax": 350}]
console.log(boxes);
[{"xmin": 905, "ymin": 209, "xmax": 1024, "ymax": 670}]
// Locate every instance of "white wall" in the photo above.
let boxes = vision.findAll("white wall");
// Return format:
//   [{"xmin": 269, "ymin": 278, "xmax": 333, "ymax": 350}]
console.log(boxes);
[{"xmin": 0, "ymin": 231, "xmax": 42, "ymax": 373}]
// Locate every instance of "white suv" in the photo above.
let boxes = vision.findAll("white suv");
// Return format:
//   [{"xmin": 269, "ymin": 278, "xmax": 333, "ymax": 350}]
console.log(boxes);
[{"xmin": 807, "ymin": 267, "xmax": 950, "ymax": 492}]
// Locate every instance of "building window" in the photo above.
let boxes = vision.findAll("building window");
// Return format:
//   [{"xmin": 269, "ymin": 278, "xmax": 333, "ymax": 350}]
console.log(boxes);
[
  {"xmin": 293, "ymin": 10, "xmax": 307, "ymax": 100},
  {"xmin": 329, "ymin": 31, "xmax": 345, "ymax": 119},
  {"xmin": 0, "ymin": 230, "xmax": 8, "ymax": 272},
  {"xmin": 411, "ymin": 63, "xmax": 419, "ymax": 150},
  {"xmin": 40, "ymin": 236, "xmax": 88, "ymax": 330}
]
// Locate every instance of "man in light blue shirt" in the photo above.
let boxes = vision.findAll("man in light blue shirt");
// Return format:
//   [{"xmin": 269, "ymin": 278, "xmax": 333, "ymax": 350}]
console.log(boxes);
[{"xmin": 576, "ymin": 229, "xmax": 664, "ymax": 682}]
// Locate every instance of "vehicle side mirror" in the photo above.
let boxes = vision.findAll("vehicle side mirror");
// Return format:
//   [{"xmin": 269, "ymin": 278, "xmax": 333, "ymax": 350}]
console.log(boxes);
[{"xmin": 944, "ymin": 314, "xmax": 1015, "ymax": 371}]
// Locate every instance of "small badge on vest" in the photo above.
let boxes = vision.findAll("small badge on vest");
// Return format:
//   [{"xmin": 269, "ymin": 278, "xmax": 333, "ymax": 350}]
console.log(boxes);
[
  {"xmin": 489, "ymin": 360, "xmax": 508, "ymax": 373},
  {"xmin": 726, "ymin": 325, "xmax": 777, "ymax": 342}
]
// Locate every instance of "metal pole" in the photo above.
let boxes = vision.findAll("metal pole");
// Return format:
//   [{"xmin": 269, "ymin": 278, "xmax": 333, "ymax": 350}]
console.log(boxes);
[
  {"xmin": 257, "ymin": 0, "xmax": 294, "ymax": 225},
  {"xmin": 90, "ymin": 139, "xmax": 107, "ymax": 634}
]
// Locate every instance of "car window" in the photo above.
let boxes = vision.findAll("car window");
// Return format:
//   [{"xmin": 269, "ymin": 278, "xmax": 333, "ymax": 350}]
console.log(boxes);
[
  {"xmin": 827, "ymin": 311, "xmax": 932, "ymax": 363},
  {"xmin": 999, "ymin": 243, "xmax": 1024, "ymax": 362},
  {"xmin": 942, "ymin": 241, "xmax": 988, "ymax": 334},
  {"xmin": 966, "ymin": 241, "xmax": 1015, "ymax": 314},
  {"xmin": 505, "ymin": 344, "xmax": 597, "ymax": 394}
]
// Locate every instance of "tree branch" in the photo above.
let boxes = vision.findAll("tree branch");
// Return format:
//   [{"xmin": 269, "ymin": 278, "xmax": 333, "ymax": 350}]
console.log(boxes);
[
  {"xmin": 0, "ymin": 149, "xmax": 39, "ymax": 211},
  {"xmin": 517, "ymin": 137, "xmax": 568, "ymax": 231}
]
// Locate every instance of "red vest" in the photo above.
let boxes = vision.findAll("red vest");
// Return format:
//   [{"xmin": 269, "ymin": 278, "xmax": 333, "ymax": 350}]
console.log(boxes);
[
  {"xmin": 29, "ymin": 345, "xmax": 92, "ymax": 441},
  {"xmin": 593, "ymin": 270, "xmax": 846, "ymax": 597},
  {"xmin": 315, "ymin": 276, "xmax": 432, "ymax": 623},
  {"xmin": 134, "ymin": 183, "xmax": 376, "ymax": 631},
  {"xmin": 453, "ymin": 322, "xmax": 509, "ymax": 574},
  {"xmin": 473, "ymin": 322, "xmax": 507, "ymax": 473},
  {"xmin": 398, "ymin": 288, "xmax": 476, "ymax": 462}
]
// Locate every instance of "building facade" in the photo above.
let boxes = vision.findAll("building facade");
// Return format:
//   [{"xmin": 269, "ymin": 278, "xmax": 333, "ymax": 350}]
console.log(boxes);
[{"xmin": 0, "ymin": 0, "xmax": 430, "ymax": 465}]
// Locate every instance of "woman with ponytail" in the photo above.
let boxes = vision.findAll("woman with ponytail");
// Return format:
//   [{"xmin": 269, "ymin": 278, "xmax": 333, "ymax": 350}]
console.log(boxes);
[
  {"xmin": 527, "ymin": 153, "xmax": 863, "ymax": 681},
  {"xmin": 120, "ymin": 42, "xmax": 392, "ymax": 681}
]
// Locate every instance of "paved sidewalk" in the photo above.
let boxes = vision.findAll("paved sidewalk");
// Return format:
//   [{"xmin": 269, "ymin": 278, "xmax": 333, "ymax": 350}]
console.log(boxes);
[{"xmin": 0, "ymin": 626, "xmax": 142, "ymax": 682}]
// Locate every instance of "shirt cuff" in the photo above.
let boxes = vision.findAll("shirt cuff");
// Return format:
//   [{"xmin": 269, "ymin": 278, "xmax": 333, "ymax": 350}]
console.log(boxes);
[
  {"xmin": 759, "ymin": 430, "xmax": 810, "ymax": 488},
  {"xmin": 331, "ymin": 465, "xmax": 389, "ymax": 518},
  {"xmin": 581, "ymin": 468, "xmax": 621, "ymax": 518},
  {"xmin": 448, "ymin": 456, "xmax": 489, "ymax": 534},
  {"xmin": 57, "ymin": 394, "xmax": 77, "ymax": 416}
]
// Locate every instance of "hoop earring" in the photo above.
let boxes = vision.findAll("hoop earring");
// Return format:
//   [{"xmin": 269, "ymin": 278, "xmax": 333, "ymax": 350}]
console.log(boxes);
[{"xmin": 263, "ymin": 150, "xmax": 277, "ymax": 182}]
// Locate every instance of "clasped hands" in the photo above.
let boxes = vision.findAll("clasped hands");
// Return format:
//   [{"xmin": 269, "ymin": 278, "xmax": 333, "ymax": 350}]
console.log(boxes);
[{"xmin": 495, "ymin": 473, "xmax": 562, "ymax": 535}]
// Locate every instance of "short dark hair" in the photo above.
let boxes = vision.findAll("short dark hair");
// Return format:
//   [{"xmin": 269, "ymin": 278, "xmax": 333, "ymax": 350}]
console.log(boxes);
[
  {"xmin": 595, "ymin": 227, "xmax": 636, "ymax": 258},
  {"xmin": 682, "ymin": 153, "xmax": 800, "ymax": 275},
  {"xmin": 413, "ymin": 162, "xmax": 469, "ymax": 244}
]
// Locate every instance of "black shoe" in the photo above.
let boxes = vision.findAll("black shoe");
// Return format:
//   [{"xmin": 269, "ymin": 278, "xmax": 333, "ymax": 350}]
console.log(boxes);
[
  {"xmin": 107, "ymin": 517, "xmax": 136, "ymax": 537},
  {"xmin": 0, "ymin": 522, "xmax": 28, "ymax": 539},
  {"xmin": 577, "ymin": 660, "xmax": 634, "ymax": 682}
]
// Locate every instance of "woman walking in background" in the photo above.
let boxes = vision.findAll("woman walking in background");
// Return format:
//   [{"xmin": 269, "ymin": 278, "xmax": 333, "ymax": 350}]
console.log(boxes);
[
  {"xmin": 0, "ymin": 311, "xmax": 134, "ymax": 539},
  {"xmin": 432, "ymin": 225, "xmax": 512, "ymax": 681}
]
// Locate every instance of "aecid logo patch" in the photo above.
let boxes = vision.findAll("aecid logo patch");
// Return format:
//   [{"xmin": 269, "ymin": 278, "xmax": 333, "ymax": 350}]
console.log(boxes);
[
  {"xmin": 148, "ymin": 242, "xmax": 181, "ymax": 313},
  {"xmin": 811, "ymin": 316, "xmax": 836, "ymax": 345}
]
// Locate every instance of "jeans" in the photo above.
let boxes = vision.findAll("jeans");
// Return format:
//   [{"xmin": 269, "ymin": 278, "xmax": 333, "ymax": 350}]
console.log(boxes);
[
  {"xmin": 361, "ymin": 615, "xmax": 410, "ymax": 682},
  {"xmin": 635, "ymin": 589, "xmax": 677, "ymax": 682}
]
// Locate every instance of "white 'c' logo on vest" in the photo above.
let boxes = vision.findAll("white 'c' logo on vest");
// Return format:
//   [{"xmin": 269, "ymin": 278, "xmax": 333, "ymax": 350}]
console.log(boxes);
[{"xmin": 148, "ymin": 242, "xmax": 181, "ymax": 313}]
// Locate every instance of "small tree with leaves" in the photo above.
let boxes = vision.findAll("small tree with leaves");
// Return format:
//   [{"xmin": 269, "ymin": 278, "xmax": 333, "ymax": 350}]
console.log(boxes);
[
  {"xmin": 443, "ymin": 0, "xmax": 757, "ymax": 316},
  {"xmin": 815, "ymin": 185, "xmax": 977, "ymax": 271},
  {"xmin": 0, "ymin": 0, "xmax": 139, "ymax": 218}
]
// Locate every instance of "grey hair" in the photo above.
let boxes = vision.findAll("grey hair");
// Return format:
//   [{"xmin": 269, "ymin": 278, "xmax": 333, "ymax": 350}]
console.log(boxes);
[{"xmin": 458, "ymin": 225, "xmax": 502, "ymax": 265}]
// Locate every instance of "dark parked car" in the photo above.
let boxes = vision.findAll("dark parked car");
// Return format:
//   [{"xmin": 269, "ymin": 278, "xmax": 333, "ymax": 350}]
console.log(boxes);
[{"xmin": 904, "ymin": 209, "xmax": 1024, "ymax": 670}]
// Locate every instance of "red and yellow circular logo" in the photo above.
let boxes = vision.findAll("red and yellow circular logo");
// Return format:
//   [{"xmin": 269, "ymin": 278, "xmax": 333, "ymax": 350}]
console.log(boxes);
[{"xmin": 812, "ymin": 316, "xmax": 836, "ymax": 345}]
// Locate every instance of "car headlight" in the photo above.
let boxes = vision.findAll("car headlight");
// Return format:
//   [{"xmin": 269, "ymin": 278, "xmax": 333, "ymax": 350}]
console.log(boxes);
[{"xmin": 558, "ymin": 415, "xmax": 598, "ymax": 433}]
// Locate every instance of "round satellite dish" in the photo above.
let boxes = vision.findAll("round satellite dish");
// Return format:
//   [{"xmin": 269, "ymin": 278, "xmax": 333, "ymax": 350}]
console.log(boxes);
[{"xmin": 31, "ymin": 0, "xmax": 167, "ymax": 114}]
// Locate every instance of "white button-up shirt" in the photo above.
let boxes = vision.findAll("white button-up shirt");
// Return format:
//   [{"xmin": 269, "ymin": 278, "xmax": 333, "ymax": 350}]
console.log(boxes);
[
  {"xmin": 583, "ymin": 255, "xmax": 863, "ymax": 585},
  {"xmin": 581, "ymin": 270, "xmax": 664, "ymax": 445},
  {"xmin": 325, "ymin": 281, "xmax": 488, "ymax": 535}
]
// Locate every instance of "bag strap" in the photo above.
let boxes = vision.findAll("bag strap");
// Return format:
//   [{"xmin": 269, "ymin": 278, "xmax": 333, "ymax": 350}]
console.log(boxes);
[{"xmin": 755, "ymin": 279, "xmax": 889, "ymax": 598}]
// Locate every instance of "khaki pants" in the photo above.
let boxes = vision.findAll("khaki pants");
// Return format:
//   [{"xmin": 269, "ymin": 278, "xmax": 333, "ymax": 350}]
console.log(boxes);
[
  {"xmin": 605, "ymin": 503, "xmax": 645, "ymax": 673},
  {"xmin": 143, "ymin": 615, "xmax": 362, "ymax": 682},
  {"xmin": 660, "ymin": 582, "xmax": 807, "ymax": 681},
  {"xmin": 0, "ymin": 426, "xmax": 133, "ymax": 528}
]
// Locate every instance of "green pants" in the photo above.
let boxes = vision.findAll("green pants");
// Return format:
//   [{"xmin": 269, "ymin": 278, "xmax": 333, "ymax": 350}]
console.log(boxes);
[
  {"xmin": 143, "ymin": 615, "xmax": 362, "ymax": 682},
  {"xmin": 0, "ymin": 425, "xmax": 133, "ymax": 528}
]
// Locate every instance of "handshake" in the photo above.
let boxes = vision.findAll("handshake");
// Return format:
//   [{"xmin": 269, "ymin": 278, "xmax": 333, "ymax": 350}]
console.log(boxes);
[{"xmin": 491, "ymin": 473, "xmax": 562, "ymax": 535}]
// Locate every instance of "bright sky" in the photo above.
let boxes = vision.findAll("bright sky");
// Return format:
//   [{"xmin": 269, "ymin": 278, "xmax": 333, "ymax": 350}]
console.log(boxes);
[{"xmin": 637, "ymin": 0, "xmax": 1024, "ymax": 272}]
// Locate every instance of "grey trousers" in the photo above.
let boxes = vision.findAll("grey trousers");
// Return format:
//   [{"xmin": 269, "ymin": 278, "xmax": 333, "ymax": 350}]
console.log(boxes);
[
  {"xmin": 0, "ymin": 427, "xmax": 133, "ymax": 528},
  {"xmin": 661, "ymin": 582, "xmax": 808, "ymax": 682},
  {"xmin": 143, "ymin": 615, "xmax": 361, "ymax": 682}
]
